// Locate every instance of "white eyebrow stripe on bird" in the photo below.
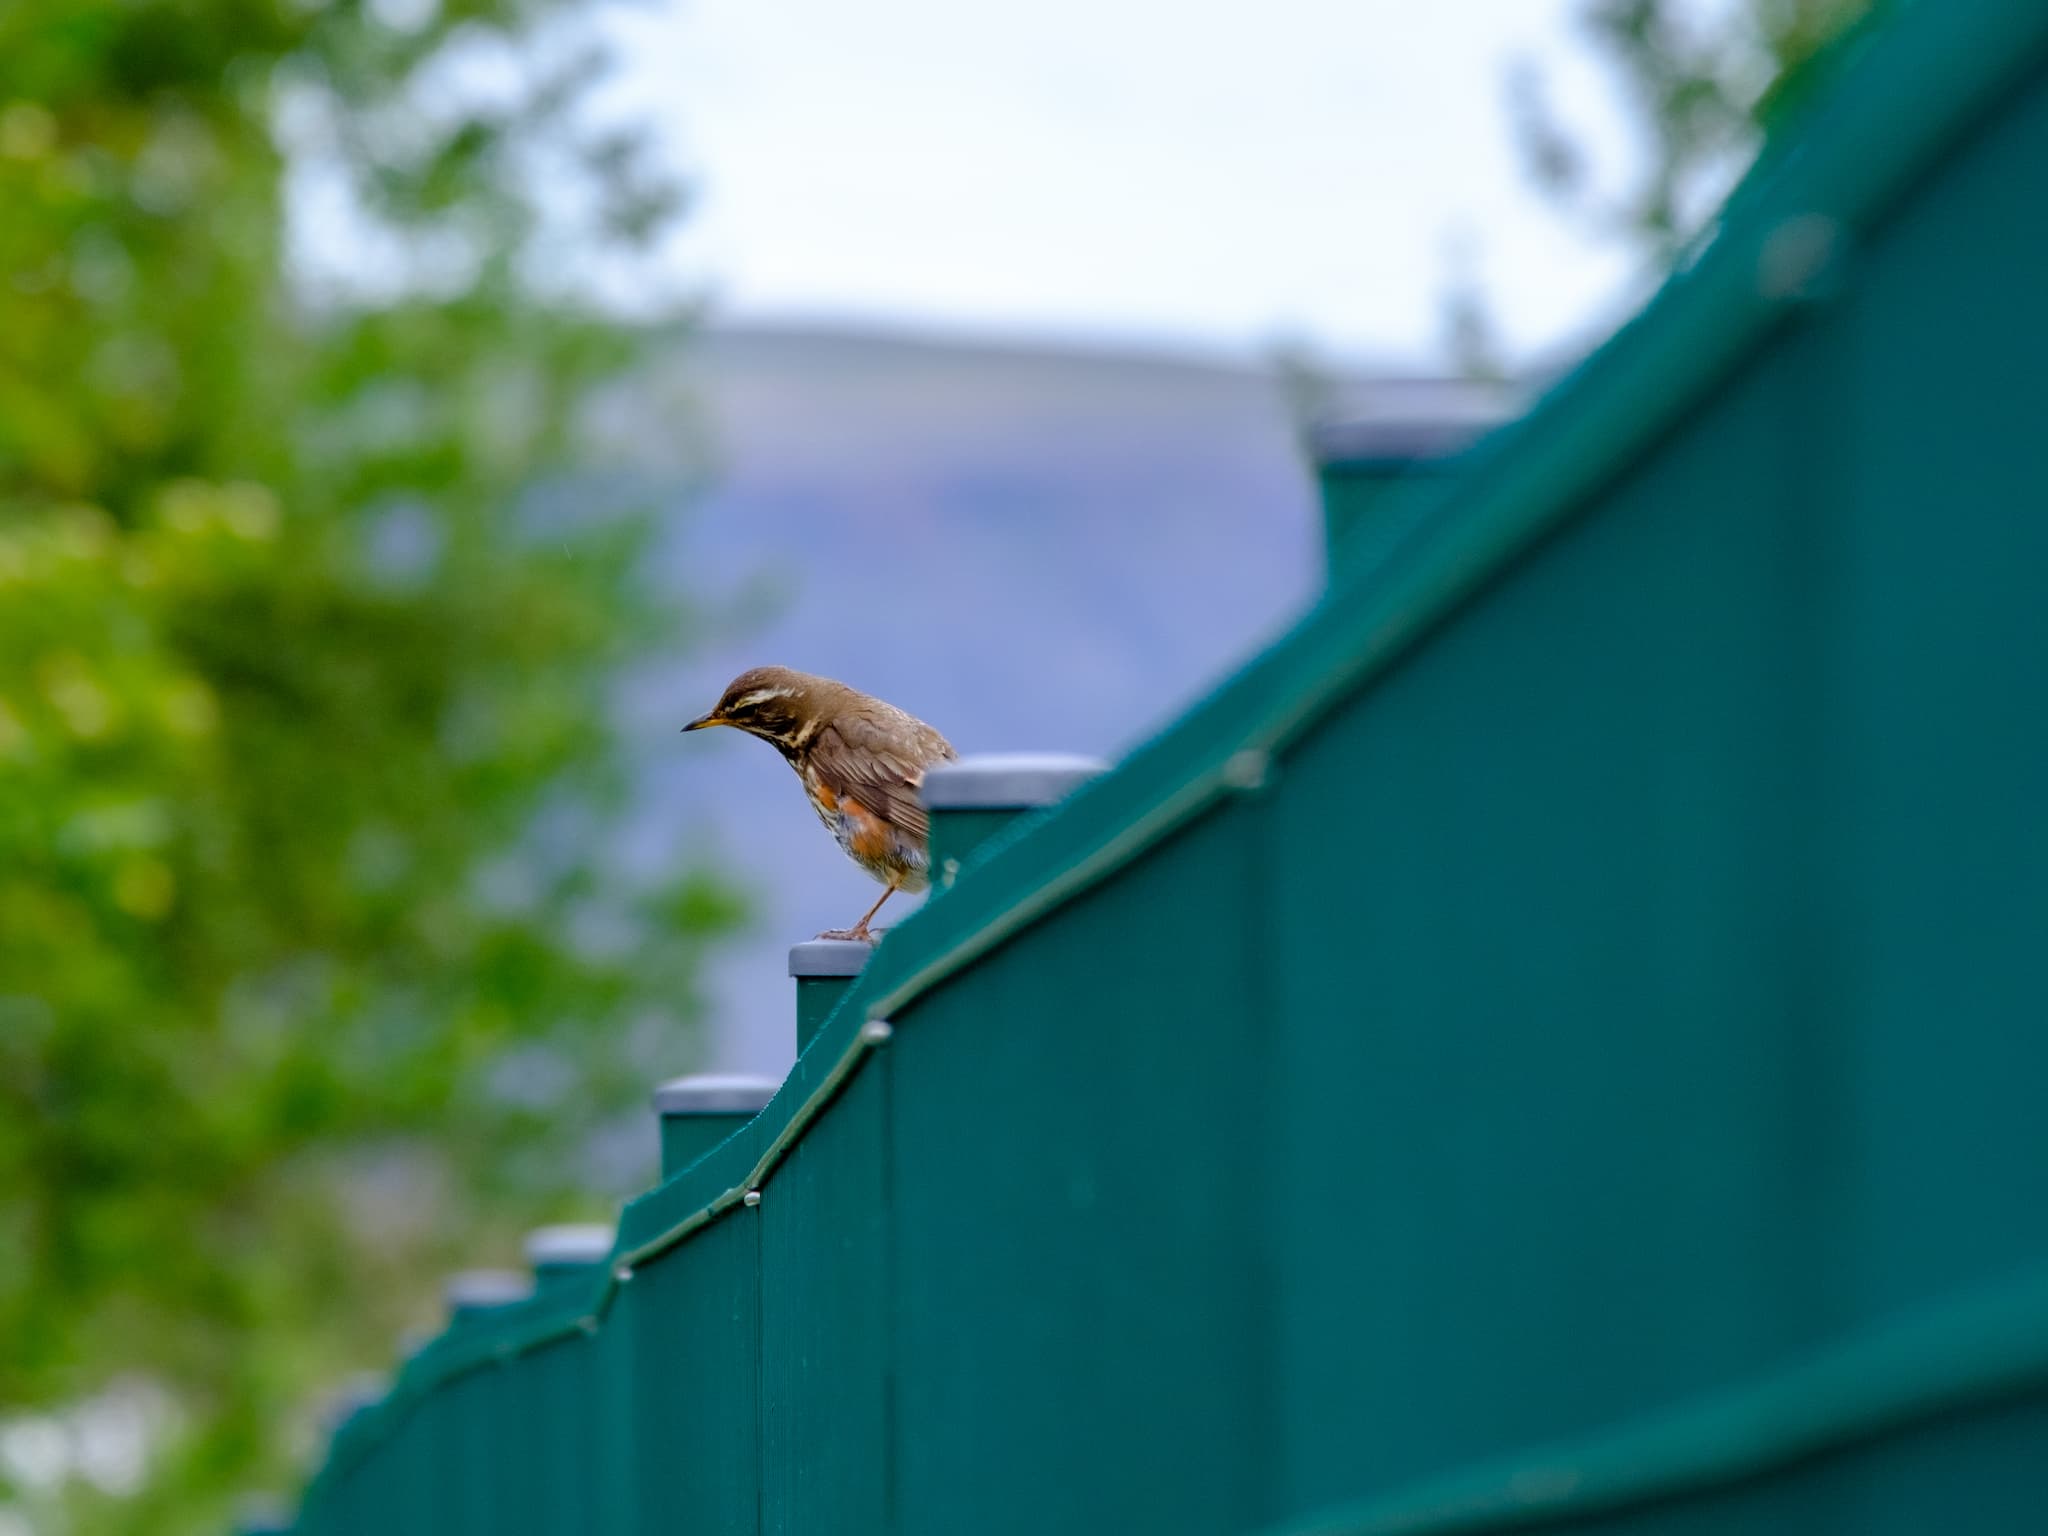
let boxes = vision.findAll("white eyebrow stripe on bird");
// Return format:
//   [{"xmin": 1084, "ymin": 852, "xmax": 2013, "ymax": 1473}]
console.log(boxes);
[{"xmin": 731, "ymin": 687, "xmax": 793, "ymax": 712}]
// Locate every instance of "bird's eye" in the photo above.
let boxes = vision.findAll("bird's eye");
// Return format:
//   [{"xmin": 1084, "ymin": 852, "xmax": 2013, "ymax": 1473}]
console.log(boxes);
[{"xmin": 727, "ymin": 686, "xmax": 788, "ymax": 717}]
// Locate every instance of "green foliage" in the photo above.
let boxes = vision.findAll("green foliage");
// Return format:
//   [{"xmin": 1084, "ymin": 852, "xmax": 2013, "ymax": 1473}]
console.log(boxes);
[
  {"xmin": 1508, "ymin": 0, "xmax": 1880, "ymax": 259},
  {"xmin": 1437, "ymin": 0, "xmax": 1878, "ymax": 373},
  {"xmin": 0, "ymin": 3, "xmax": 735, "ymax": 1531}
]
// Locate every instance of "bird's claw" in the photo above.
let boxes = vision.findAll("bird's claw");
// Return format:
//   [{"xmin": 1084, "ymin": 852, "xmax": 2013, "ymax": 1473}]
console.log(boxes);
[{"xmin": 816, "ymin": 926, "xmax": 879, "ymax": 945}]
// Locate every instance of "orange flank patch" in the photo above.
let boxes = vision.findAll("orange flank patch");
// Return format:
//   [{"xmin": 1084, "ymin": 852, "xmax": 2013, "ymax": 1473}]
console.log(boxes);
[
  {"xmin": 802, "ymin": 763, "xmax": 915, "ymax": 883},
  {"xmin": 840, "ymin": 799, "xmax": 897, "ymax": 862}
]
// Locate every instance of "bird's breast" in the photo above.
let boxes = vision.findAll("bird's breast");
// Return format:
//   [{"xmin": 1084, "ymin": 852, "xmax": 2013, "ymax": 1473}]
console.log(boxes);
[{"xmin": 799, "ymin": 766, "xmax": 929, "ymax": 891}]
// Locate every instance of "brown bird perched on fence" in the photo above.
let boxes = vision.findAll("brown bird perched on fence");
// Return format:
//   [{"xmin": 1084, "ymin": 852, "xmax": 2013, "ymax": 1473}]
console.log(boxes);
[{"xmin": 683, "ymin": 667, "xmax": 957, "ymax": 942}]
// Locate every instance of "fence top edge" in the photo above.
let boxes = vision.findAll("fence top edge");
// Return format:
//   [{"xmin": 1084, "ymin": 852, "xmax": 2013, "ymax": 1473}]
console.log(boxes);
[{"xmin": 846, "ymin": 0, "xmax": 2048, "ymax": 1029}]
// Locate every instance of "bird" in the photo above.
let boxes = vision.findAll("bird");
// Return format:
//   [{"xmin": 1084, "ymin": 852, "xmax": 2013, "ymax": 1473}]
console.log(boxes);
[{"xmin": 683, "ymin": 666, "xmax": 957, "ymax": 943}]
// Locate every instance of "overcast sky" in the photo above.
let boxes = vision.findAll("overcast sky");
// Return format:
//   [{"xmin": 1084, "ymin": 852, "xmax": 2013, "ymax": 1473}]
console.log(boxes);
[{"xmin": 601, "ymin": 0, "xmax": 1663, "ymax": 367}]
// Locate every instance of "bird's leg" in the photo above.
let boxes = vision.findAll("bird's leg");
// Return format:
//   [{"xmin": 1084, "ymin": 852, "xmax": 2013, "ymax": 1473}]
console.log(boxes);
[
  {"xmin": 821, "ymin": 881, "xmax": 898, "ymax": 944},
  {"xmin": 847, "ymin": 882, "xmax": 898, "ymax": 941}
]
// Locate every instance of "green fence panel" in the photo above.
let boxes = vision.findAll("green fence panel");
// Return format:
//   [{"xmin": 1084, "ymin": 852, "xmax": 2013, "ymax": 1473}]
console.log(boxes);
[
  {"xmin": 886, "ymin": 803, "xmax": 1274, "ymax": 1535},
  {"xmin": 1255, "ymin": 1379, "xmax": 2048, "ymax": 1536},
  {"xmin": 406, "ymin": 1388, "xmax": 459, "ymax": 1536},
  {"xmin": 496, "ymin": 1334, "xmax": 584, "ymax": 1536},
  {"xmin": 1269, "ymin": 24, "xmax": 2048, "ymax": 1531},
  {"xmin": 628, "ymin": 1210, "xmax": 760, "ymax": 1533},
  {"xmin": 389, "ymin": 1396, "xmax": 432, "ymax": 1536},
  {"xmin": 502, "ymin": 1231, "xmax": 616, "ymax": 1536},
  {"xmin": 265, "ymin": 6, "xmax": 2048, "ymax": 1532},
  {"xmin": 355, "ymin": 1438, "xmax": 403, "ymax": 1536},
  {"xmin": 453, "ymin": 1367, "xmax": 500, "ymax": 1536},
  {"xmin": 1259, "ymin": 22, "xmax": 2048, "ymax": 1524},
  {"xmin": 1266, "ymin": 312, "xmax": 1843, "ymax": 1511},
  {"xmin": 616, "ymin": 1109, "xmax": 771, "ymax": 1536},
  {"xmin": 592, "ymin": 1285, "xmax": 643, "ymax": 1536},
  {"xmin": 1818, "ymin": 70, "xmax": 2048, "ymax": 1329},
  {"xmin": 760, "ymin": 1058, "xmax": 890, "ymax": 1535}
]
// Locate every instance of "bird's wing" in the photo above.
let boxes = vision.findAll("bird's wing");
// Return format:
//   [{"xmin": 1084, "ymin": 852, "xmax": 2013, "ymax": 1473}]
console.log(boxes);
[{"xmin": 812, "ymin": 714, "xmax": 955, "ymax": 842}]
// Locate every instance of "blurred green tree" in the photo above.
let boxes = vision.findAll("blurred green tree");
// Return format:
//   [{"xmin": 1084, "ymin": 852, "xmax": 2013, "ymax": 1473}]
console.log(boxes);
[
  {"xmin": 1443, "ymin": 0, "xmax": 1878, "ymax": 375},
  {"xmin": 0, "ymin": 3, "xmax": 736, "ymax": 1532},
  {"xmin": 1508, "ymin": 0, "xmax": 1878, "ymax": 260}
]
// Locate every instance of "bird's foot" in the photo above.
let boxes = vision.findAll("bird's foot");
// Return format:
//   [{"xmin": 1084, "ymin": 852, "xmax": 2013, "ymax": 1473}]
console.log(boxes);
[{"xmin": 816, "ymin": 925, "xmax": 878, "ymax": 945}]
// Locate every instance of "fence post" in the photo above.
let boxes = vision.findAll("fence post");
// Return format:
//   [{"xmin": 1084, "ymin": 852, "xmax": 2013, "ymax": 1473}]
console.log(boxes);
[
  {"xmin": 921, "ymin": 753, "xmax": 1107, "ymax": 888},
  {"xmin": 515, "ymin": 1225, "xmax": 613, "ymax": 1536},
  {"xmin": 1307, "ymin": 396, "xmax": 1508, "ymax": 578},
  {"xmin": 651, "ymin": 1074, "xmax": 782, "ymax": 1181},
  {"xmin": 524, "ymin": 1224, "xmax": 614, "ymax": 1299},
  {"xmin": 438, "ymin": 1272, "xmax": 529, "ymax": 1536},
  {"xmin": 442, "ymin": 1269, "xmax": 531, "ymax": 1323},
  {"xmin": 305, "ymin": 1374, "xmax": 384, "ymax": 1536},
  {"xmin": 788, "ymin": 939, "xmax": 871, "ymax": 1052}
]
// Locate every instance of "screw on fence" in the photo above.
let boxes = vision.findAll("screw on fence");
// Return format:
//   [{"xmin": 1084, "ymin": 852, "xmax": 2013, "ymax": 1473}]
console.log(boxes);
[
  {"xmin": 1756, "ymin": 213, "xmax": 1847, "ymax": 303},
  {"xmin": 650, "ymin": 1073, "xmax": 782, "ymax": 1182},
  {"xmin": 1221, "ymin": 748, "xmax": 1271, "ymax": 792},
  {"xmin": 920, "ymin": 753, "xmax": 1108, "ymax": 888}
]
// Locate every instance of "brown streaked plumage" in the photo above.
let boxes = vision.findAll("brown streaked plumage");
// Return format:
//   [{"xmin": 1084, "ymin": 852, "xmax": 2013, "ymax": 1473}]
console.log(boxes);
[{"xmin": 683, "ymin": 667, "xmax": 957, "ymax": 942}]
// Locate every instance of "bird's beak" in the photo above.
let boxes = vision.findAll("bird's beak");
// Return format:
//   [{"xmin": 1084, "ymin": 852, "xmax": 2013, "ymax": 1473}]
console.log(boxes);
[{"xmin": 682, "ymin": 712, "xmax": 724, "ymax": 733}]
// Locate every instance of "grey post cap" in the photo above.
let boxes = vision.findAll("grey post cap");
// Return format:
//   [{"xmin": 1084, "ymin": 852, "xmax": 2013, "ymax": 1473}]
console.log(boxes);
[
  {"xmin": 319, "ymin": 1372, "xmax": 386, "ymax": 1431},
  {"xmin": 523, "ymin": 1223, "xmax": 615, "ymax": 1269},
  {"xmin": 788, "ymin": 938, "xmax": 873, "ymax": 978},
  {"xmin": 651, "ymin": 1072, "xmax": 782, "ymax": 1117},
  {"xmin": 920, "ymin": 752, "xmax": 1107, "ymax": 811},
  {"xmin": 232, "ymin": 1494, "xmax": 295, "ymax": 1535},
  {"xmin": 1307, "ymin": 415, "xmax": 1502, "ymax": 469},
  {"xmin": 442, "ymin": 1268, "xmax": 532, "ymax": 1312},
  {"xmin": 1305, "ymin": 376, "xmax": 1521, "ymax": 468}
]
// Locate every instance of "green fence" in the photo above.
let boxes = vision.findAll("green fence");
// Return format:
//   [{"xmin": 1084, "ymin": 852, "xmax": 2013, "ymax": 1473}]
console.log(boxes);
[{"xmin": 274, "ymin": 3, "xmax": 2048, "ymax": 1530}]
